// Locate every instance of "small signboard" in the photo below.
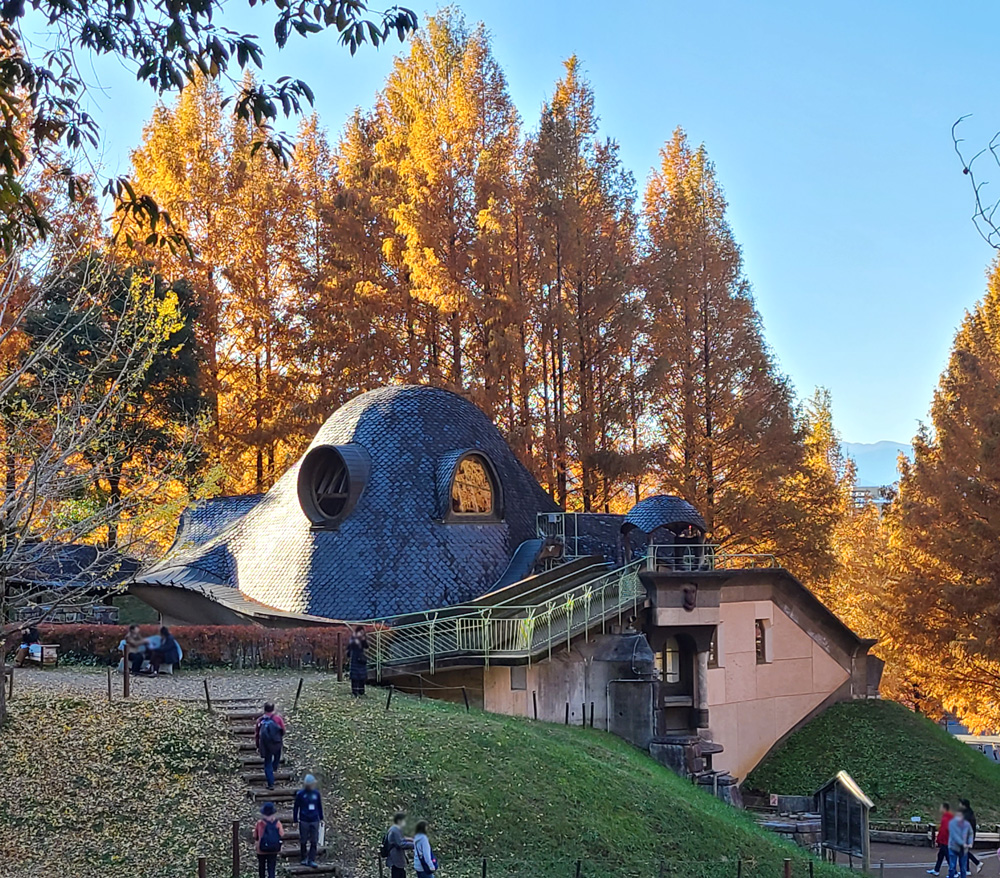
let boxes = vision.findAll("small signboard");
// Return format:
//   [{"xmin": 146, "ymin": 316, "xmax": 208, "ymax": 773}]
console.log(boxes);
[{"xmin": 815, "ymin": 770, "xmax": 874, "ymax": 871}]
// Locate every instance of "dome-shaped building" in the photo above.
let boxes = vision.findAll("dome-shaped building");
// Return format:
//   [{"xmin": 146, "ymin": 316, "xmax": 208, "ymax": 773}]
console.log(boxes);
[{"xmin": 135, "ymin": 385, "xmax": 560, "ymax": 622}]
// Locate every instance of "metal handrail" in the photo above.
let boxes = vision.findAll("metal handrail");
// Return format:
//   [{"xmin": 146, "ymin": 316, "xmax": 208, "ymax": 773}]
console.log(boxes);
[
  {"xmin": 645, "ymin": 544, "xmax": 779, "ymax": 571},
  {"xmin": 372, "ymin": 560, "xmax": 645, "ymax": 679}
]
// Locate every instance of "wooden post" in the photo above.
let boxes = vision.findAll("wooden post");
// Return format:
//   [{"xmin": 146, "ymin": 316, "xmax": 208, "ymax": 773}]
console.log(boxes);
[
  {"xmin": 107, "ymin": 666, "xmax": 112, "ymax": 702},
  {"xmin": 231, "ymin": 819, "xmax": 240, "ymax": 878},
  {"xmin": 294, "ymin": 677, "xmax": 304, "ymax": 711},
  {"xmin": 418, "ymin": 677, "xmax": 424, "ymax": 699},
  {"xmin": 589, "ymin": 702, "xmax": 594, "ymax": 728},
  {"xmin": 462, "ymin": 686, "xmax": 470, "ymax": 712},
  {"xmin": 7, "ymin": 665, "xmax": 12, "ymax": 700},
  {"xmin": 575, "ymin": 859, "xmax": 581, "ymax": 877},
  {"xmin": 123, "ymin": 646, "xmax": 131, "ymax": 699},
  {"xmin": 198, "ymin": 856, "xmax": 207, "ymax": 878},
  {"xmin": 565, "ymin": 702, "xmax": 569, "ymax": 725},
  {"xmin": 783, "ymin": 858, "xmax": 791, "ymax": 878},
  {"xmin": 385, "ymin": 685, "xmax": 394, "ymax": 711},
  {"xmin": 737, "ymin": 858, "xmax": 742, "ymax": 878},
  {"xmin": 203, "ymin": 679, "xmax": 212, "ymax": 712},
  {"xmin": 878, "ymin": 859, "xmax": 884, "ymax": 878},
  {"xmin": 481, "ymin": 858, "xmax": 487, "ymax": 878},
  {"xmin": 336, "ymin": 633, "xmax": 343, "ymax": 682},
  {"xmin": 532, "ymin": 690, "xmax": 538, "ymax": 720},
  {"xmin": 581, "ymin": 702, "xmax": 585, "ymax": 726},
  {"xmin": 808, "ymin": 860, "xmax": 814, "ymax": 878}
]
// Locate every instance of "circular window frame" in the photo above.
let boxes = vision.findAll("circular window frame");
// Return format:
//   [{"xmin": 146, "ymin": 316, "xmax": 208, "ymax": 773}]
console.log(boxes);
[
  {"xmin": 445, "ymin": 451, "xmax": 503, "ymax": 523},
  {"xmin": 297, "ymin": 444, "xmax": 369, "ymax": 528}
]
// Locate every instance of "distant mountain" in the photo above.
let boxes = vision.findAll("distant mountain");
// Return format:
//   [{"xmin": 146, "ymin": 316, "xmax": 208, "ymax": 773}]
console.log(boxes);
[{"xmin": 842, "ymin": 441, "xmax": 913, "ymax": 486}]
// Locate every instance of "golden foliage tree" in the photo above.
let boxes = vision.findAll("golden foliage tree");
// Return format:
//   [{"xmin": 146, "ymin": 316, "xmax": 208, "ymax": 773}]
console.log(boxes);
[{"xmin": 886, "ymin": 259, "xmax": 1000, "ymax": 729}]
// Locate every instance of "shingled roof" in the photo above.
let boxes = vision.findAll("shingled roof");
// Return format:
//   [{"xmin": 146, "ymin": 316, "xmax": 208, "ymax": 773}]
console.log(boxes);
[
  {"xmin": 138, "ymin": 385, "xmax": 560, "ymax": 620},
  {"xmin": 623, "ymin": 494, "xmax": 707, "ymax": 535}
]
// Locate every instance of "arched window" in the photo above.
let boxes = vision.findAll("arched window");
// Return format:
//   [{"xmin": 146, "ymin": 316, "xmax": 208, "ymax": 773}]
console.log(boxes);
[{"xmin": 451, "ymin": 455, "xmax": 495, "ymax": 516}]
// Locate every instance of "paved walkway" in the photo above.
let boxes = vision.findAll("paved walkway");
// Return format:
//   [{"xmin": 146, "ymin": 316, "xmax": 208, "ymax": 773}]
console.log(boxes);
[
  {"xmin": 7, "ymin": 665, "xmax": 326, "ymax": 704},
  {"xmin": 851, "ymin": 844, "xmax": 999, "ymax": 877}
]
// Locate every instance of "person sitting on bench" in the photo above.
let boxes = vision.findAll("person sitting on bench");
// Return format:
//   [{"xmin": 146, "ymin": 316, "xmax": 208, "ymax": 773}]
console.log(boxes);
[
  {"xmin": 14, "ymin": 626, "xmax": 40, "ymax": 668},
  {"xmin": 149, "ymin": 626, "xmax": 181, "ymax": 676}
]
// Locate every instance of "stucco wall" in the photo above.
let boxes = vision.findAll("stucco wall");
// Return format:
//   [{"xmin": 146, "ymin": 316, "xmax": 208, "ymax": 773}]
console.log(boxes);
[{"xmin": 707, "ymin": 599, "xmax": 850, "ymax": 780}]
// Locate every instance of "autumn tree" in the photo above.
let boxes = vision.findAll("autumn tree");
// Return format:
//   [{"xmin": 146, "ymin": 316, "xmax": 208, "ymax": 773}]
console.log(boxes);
[
  {"xmin": 640, "ymin": 128, "xmax": 805, "ymax": 555},
  {"xmin": 527, "ymin": 57, "xmax": 640, "ymax": 510},
  {"xmin": 0, "ymin": 0, "xmax": 416, "ymax": 252},
  {"xmin": 887, "ymin": 259, "xmax": 1000, "ymax": 730},
  {"xmin": 377, "ymin": 10, "xmax": 523, "ymax": 407}
]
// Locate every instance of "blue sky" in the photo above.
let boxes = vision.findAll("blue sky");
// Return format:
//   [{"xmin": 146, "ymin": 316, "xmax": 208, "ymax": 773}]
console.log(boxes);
[{"xmin": 49, "ymin": 0, "xmax": 1000, "ymax": 443}]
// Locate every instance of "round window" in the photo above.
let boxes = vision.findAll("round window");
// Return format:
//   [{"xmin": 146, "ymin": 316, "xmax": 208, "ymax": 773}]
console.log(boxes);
[{"xmin": 297, "ymin": 444, "xmax": 368, "ymax": 527}]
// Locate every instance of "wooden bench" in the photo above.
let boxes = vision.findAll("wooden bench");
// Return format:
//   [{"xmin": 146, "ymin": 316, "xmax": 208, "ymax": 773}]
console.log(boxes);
[{"xmin": 24, "ymin": 643, "xmax": 59, "ymax": 667}]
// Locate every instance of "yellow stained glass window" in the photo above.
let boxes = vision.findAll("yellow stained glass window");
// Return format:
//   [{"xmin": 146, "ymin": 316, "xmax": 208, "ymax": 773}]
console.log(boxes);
[{"xmin": 451, "ymin": 456, "xmax": 495, "ymax": 515}]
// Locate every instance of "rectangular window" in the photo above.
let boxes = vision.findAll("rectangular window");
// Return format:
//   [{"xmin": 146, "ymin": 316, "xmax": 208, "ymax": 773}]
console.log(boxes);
[
  {"xmin": 510, "ymin": 665, "xmax": 527, "ymax": 691},
  {"xmin": 708, "ymin": 628, "xmax": 720, "ymax": 669},
  {"xmin": 755, "ymin": 619, "xmax": 771, "ymax": 664}
]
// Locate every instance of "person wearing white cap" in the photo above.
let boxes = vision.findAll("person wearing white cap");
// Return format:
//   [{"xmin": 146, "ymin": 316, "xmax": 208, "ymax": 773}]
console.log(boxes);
[{"xmin": 293, "ymin": 773, "xmax": 324, "ymax": 867}]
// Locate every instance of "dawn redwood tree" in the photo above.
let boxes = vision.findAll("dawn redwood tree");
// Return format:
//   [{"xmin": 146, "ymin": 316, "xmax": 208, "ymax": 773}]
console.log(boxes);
[
  {"xmin": 528, "ymin": 57, "xmax": 639, "ymax": 510},
  {"xmin": 0, "ymin": 0, "xmax": 417, "ymax": 252},
  {"xmin": 889, "ymin": 259, "xmax": 1000, "ymax": 729},
  {"xmin": 640, "ymin": 128, "xmax": 803, "ymax": 551}
]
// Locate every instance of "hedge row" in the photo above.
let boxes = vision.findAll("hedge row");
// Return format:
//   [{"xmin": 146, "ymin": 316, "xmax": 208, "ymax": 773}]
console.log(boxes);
[{"xmin": 28, "ymin": 623, "xmax": 356, "ymax": 669}]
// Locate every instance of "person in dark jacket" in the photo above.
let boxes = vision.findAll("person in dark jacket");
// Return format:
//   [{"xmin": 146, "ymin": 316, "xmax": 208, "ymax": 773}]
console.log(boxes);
[
  {"xmin": 150, "ymin": 626, "xmax": 182, "ymax": 675},
  {"xmin": 293, "ymin": 773, "xmax": 324, "ymax": 867},
  {"xmin": 347, "ymin": 627, "xmax": 368, "ymax": 696},
  {"xmin": 960, "ymin": 799, "xmax": 983, "ymax": 873},
  {"xmin": 13, "ymin": 625, "xmax": 40, "ymax": 667},
  {"xmin": 384, "ymin": 812, "xmax": 413, "ymax": 878}
]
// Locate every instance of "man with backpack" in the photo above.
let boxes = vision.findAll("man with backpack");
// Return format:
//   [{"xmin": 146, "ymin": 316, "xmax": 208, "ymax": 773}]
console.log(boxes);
[
  {"xmin": 254, "ymin": 802, "xmax": 284, "ymax": 878},
  {"xmin": 293, "ymin": 773, "xmax": 324, "ymax": 868},
  {"xmin": 381, "ymin": 812, "xmax": 414, "ymax": 878},
  {"xmin": 255, "ymin": 702, "xmax": 286, "ymax": 790}
]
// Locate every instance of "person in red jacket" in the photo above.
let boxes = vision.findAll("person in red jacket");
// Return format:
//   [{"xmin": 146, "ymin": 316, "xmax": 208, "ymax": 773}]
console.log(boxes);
[{"xmin": 928, "ymin": 802, "xmax": 955, "ymax": 875}]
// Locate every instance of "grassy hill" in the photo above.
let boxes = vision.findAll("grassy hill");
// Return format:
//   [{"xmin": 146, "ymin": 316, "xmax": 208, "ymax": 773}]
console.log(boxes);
[
  {"xmin": 0, "ymin": 691, "xmax": 252, "ymax": 878},
  {"xmin": 745, "ymin": 700, "xmax": 1000, "ymax": 822},
  {"xmin": 295, "ymin": 682, "xmax": 840, "ymax": 878}
]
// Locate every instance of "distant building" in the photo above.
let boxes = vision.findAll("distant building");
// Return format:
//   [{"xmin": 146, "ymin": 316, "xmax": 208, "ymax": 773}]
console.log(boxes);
[{"xmin": 135, "ymin": 385, "xmax": 881, "ymax": 794}]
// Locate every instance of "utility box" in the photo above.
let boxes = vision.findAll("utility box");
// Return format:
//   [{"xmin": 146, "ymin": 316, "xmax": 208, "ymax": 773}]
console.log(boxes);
[{"xmin": 815, "ymin": 770, "xmax": 874, "ymax": 871}]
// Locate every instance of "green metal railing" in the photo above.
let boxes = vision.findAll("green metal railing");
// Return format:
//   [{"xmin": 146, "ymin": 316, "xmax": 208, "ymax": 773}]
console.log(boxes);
[{"xmin": 372, "ymin": 560, "xmax": 645, "ymax": 679}]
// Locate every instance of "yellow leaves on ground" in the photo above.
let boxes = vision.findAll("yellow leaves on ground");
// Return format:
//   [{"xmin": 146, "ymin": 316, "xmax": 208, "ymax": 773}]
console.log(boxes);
[{"xmin": 0, "ymin": 693, "xmax": 253, "ymax": 878}]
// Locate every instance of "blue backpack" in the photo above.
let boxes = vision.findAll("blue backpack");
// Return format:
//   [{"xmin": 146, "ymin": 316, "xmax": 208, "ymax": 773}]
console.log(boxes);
[{"xmin": 259, "ymin": 819, "xmax": 282, "ymax": 853}]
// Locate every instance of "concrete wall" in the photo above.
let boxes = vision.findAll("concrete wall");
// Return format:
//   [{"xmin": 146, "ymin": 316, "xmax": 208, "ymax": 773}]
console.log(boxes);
[
  {"xmin": 481, "ymin": 633, "xmax": 654, "ymax": 745},
  {"xmin": 706, "ymin": 599, "xmax": 850, "ymax": 780}
]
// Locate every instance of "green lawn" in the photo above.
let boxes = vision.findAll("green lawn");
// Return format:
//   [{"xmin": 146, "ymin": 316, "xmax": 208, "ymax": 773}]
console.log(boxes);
[
  {"xmin": 745, "ymin": 700, "xmax": 1000, "ymax": 822},
  {"xmin": 294, "ymin": 681, "xmax": 842, "ymax": 878},
  {"xmin": 0, "ymin": 692, "xmax": 252, "ymax": 878}
]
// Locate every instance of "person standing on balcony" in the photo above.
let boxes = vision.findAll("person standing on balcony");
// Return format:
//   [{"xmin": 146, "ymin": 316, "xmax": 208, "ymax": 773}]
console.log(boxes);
[{"xmin": 348, "ymin": 626, "xmax": 368, "ymax": 696}]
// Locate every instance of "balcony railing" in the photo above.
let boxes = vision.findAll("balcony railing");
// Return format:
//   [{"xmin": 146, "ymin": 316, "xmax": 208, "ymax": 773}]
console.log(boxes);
[
  {"xmin": 644, "ymin": 544, "xmax": 779, "ymax": 572},
  {"xmin": 372, "ymin": 560, "xmax": 645, "ymax": 679}
]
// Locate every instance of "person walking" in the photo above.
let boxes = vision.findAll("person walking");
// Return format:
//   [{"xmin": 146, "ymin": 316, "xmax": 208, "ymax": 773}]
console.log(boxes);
[
  {"xmin": 413, "ymin": 821, "xmax": 437, "ymax": 878},
  {"xmin": 347, "ymin": 626, "xmax": 369, "ymax": 697},
  {"xmin": 382, "ymin": 811, "xmax": 413, "ymax": 878},
  {"xmin": 928, "ymin": 802, "xmax": 955, "ymax": 875},
  {"xmin": 948, "ymin": 808, "xmax": 974, "ymax": 878},
  {"xmin": 293, "ymin": 773, "xmax": 324, "ymax": 868},
  {"xmin": 254, "ymin": 802, "xmax": 284, "ymax": 878},
  {"xmin": 960, "ymin": 799, "xmax": 984, "ymax": 874},
  {"xmin": 255, "ymin": 702, "xmax": 286, "ymax": 790}
]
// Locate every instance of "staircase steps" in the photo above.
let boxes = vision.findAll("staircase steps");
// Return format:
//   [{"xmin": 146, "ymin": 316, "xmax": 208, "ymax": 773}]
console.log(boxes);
[{"xmin": 220, "ymin": 697, "xmax": 344, "ymax": 876}]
